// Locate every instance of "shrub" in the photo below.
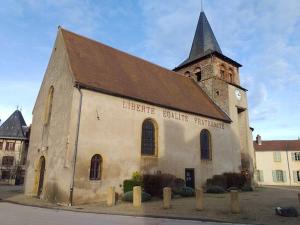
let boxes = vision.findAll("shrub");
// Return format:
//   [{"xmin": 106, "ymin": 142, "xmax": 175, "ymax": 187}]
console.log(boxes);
[
  {"xmin": 132, "ymin": 171, "xmax": 142, "ymax": 182},
  {"xmin": 241, "ymin": 185, "xmax": 253, "ymax": 192},
  {"xmin": 206, "ymin": 185, "xmax": 226, "ymax": 194},
  {"xmin": 210, "ymin": 174, "xmax": 227, "ymax": 189},
  {"xmin": 206, "ymin": 178, "xmax": 213, "ymax": 187},
  {"xmin": 172, "ymin": 178, "xmax": 185, "ymax": 194},
  {"xmin": 227, "ymin": 186, "xmax": 239, "ymax": 192},
  {"xmin": 223, "ymin": 173, "xmax": 246, "ymax": 189},
  {"xmin": 123, "ymin": 179, "xmax": 142, "ymax": 193},
  {"xmin": 143, "ymin": 173, "xmax": 176, "ymax": 197},
  {"xmin": 179, "ymin": 187, "xmax": 195, "ymax": 197},
  {"xmin": 206, "ymin": 172, "xmax": 247, "ymax": 190},
  {"xmin": 123, "ymin": 172, "xmax": 144, "ymax": 193},
  {"xmin": 122, "ymin": 191, "xmax": 152, "ymax": 202}
]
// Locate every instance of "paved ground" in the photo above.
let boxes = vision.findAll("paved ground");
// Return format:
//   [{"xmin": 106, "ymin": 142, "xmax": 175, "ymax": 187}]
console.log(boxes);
[
  {"xmin": 0, "ymin": 202, "xmax": 244, "ymax": 225},
  {"xmin": 0, "ymin": 185, "xmax": 300, "ymax": 225}
]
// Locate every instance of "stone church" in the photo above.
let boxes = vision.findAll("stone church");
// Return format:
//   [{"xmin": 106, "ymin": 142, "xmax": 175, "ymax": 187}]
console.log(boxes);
[{"xmin": 24, "ymin": 10, "xmax": 255, "ymax": 205}]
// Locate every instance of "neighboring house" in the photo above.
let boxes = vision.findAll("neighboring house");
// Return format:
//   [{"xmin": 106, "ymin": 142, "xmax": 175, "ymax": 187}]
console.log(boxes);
[
  {"xmin": 0, "ymin": 110, "xmax": 30, "ymax": 185},
  {"xmin": 25, "ymin": 10, "xmax": 255, "ymax": 205},
  {"xmin": 254, "ymin": 135, "xmax": 300, "ymax": 186}
]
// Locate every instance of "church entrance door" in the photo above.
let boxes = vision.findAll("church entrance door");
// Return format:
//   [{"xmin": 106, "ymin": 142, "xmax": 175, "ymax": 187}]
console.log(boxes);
[
  {"xmin": 37, "ymin": 156, "xmax": 46, "ymax": 197},
  {"xmin": 185, "ymin": 168, "xmax": 195, "ymax": 188}
]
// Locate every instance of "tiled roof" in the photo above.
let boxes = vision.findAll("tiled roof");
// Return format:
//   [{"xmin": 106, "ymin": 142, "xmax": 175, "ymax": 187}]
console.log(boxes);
[
  {"xmin": 61, "ymin": 28, "xmax": 231, "ymax": 122},
  {"xmin": 0, "ymin": 110, "xmax": 28, "ymax": 140},
  {"xmin": 254, "ymin": 140, "xmax": 300, "ymax": 151}
]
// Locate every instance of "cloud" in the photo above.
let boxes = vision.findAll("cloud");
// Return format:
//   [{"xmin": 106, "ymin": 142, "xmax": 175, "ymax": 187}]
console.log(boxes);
[
  {"xmin": 137, "ymin": 0, "xmax": 300, "ymax": 138},
  {"xmin": 1, "ymin": 0, "xmax": 299, "ymax": 139}
]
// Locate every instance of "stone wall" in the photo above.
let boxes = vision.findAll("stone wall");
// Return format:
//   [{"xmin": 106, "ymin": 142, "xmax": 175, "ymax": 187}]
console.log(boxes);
[
  {"xmin": 71, "ymin": 89, "xmax": 242, "ymax": 204},
  {"xmin": 24, "ymin": 29, "xmax": 76, "ymax": 204}
]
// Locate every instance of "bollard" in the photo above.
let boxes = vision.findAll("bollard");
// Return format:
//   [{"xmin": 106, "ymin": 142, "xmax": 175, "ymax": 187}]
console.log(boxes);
[
  {"xmin": 195, "ymin": 187, "xmax": 204, "ymax": 211},
  {"xmin": 230, "ymin": 190, "xmax": 240, "ymax": 214},
  {"xmin": 133, "ymin": 186, "xmax": 142, "ymax": 208},
  {"xmin": 298, "ymin": 193, "xmax": 300, "ymax": 205},
  {"xmin": 163, "ymin": 187, "xmax": 172, "ymax": 209},
  {"xmin": 106, "ymin": 186, "xmax": 116, "ymax": 207}
]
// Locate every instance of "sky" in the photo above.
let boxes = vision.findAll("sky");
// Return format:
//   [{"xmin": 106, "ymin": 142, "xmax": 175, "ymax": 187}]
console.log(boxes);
[{"xmin": 0, "ymin": 0, "xmax": 299, "ymax": 140}]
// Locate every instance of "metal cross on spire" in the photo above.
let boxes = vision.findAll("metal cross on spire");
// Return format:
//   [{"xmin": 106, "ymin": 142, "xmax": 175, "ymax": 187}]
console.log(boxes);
[{"xmin": 201, "ymin": 0, "xmax": 204, "ymax": 12}]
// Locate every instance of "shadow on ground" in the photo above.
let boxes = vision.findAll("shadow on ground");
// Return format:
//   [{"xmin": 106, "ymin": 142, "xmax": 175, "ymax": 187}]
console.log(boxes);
[{"xmin": 0, "ymin": 184, "xmax": 24, "ymax": 200}]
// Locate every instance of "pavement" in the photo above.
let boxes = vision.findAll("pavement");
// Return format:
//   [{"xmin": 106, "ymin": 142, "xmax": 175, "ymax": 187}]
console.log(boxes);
[
  {"xmin": 0, "ymin": 185, "xmax": 300, "ymax": 225},
  {"xmin": 0, "ymin": 202, "xmax": 246, "ymax": 225}
]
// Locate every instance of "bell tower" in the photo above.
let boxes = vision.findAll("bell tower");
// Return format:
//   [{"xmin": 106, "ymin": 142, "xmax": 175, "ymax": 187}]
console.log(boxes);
[{"xmin": 174, "ymin": 10, "xmax": 255, "ymax": 177}]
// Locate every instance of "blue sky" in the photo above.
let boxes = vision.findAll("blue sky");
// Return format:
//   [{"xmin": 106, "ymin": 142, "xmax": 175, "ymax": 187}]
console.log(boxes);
[{"xmin": 0, "ymin": 0, "xmax": 299, "ymax": 140}]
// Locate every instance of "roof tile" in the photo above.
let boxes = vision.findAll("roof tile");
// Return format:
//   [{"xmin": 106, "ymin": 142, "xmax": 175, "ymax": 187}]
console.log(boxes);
[
  {"xmin": 61, "ymin": 28, "xmax": 231, "ymax": 122},
  {"xmin": 254, "ymin": 140, "xmax": 300, "ymax": 151},
  {"xmin": 0, "ymin": 110, "xmax": 28, "ymax": 139}
]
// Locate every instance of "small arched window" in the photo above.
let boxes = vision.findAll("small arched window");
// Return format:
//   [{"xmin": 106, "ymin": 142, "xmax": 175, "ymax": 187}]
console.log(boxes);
[
  {"xmin": 220, "ymin": 65, "xmax": 226, "ymax": 80},
  {"xmin": 200, "ymin": 129, "xmax": 212, "ymax": 160},
  {"xmin": 44, "ymin": 86, "xmax": 54, "ymax": 125},
  {"xmin": 194, "ymin": 67, "xmax": 202, "ymax": 82},
  {"xmin": 228, "ymin": 68, "xmax": 234, "ymax": 83},
  {"xmin": 184, "ymin": 71, "xmax": 191, "ymax": 77},
  {"xmin": 141, "ymin": 119, "xmax": 157, "ymax": 156},
  {"xmin": 90, "ymin": 154, "xmax": 102, "ymax": 180}
]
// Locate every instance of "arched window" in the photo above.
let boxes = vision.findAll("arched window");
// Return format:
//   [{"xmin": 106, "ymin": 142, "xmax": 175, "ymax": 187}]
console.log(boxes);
[
  {"xmin": 184, "ymin": 71, "xmax": 191, "ymax": 77},
  {"xmin": 90, "ymin": 154, "xmax": 102, "ymax": 180},
  {"xmin": 194, "ymin": 67, "xmax": 202, "ymax": 82},
  {"xmin": 200, "ymin": 129, "xmax": 212, "ymax": 160},
  {"xmin": 228, "ymin": 68, "xmax": 234, "ymax": 83},
  {"xmin": 44, "ymin": 86, "xmax": 54, "ymax": 125},
  {"xmin": 141, "ymin": 119, "xmax": 157, "ymax": 156},
  {"xmin": 220, "ymin": 65, "xmax": 226, "ymax": 80}
]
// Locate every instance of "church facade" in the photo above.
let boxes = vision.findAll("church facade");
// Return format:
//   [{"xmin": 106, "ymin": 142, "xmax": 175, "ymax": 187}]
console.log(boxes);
[{"xmin": 24, "ymin": 11, "xmax": 255, "ymax": 205}]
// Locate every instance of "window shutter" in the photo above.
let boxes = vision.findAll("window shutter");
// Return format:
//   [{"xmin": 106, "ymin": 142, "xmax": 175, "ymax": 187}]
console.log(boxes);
[
  {"xmin": 283, "ymin": 171, "xmax": 287, "ymax": 183},
  {"xmin": 272, "ymin": 171, "xmax": 277, "ymax": 182},
  {"xmin": 260, "ymin": 170, "xmax": 264, "ymax": 182},
  {"xmin": 293, "ymin": 171, "xmax": 297, "ymax": 183},
  {"xmin": 273, "ymin": 152, "xmax": 276, "ymax": 162},
  {"xmin": 291, "ymin": 152, "xmax": 296, "ymax": 161},
  {"xmin": 273, "ymin": 152, "xmax": 281, "ymax": 162}
]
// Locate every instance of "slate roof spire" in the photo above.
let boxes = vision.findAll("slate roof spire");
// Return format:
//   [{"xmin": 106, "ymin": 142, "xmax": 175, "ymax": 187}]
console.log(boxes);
[
  {"xmin": 177, "ymin": 11, "xmax": 222, "ymax": 68},
  {"xmin": 0, "ymin": 110, "xmax": 28, "ymax": 139}
]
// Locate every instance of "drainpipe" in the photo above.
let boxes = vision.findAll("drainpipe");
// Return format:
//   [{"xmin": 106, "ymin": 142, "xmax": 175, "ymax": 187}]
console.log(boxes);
[
  {"xmin": 285, "ymin": 143, "xmax": 292, "ymax": 186},
  {"xmin": 69, "ymin": 84, "xmax": 83, "ymax": 206}
]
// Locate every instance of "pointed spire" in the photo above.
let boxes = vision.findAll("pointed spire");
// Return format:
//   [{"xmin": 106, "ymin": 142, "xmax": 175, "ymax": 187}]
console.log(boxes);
[
  {"xmin": 176, "ymin": 11, "xmax": 222, "ymax": 68},
  {"xmin": 190, "ymin": 11, "xmax": 222, "ymax": 59}
]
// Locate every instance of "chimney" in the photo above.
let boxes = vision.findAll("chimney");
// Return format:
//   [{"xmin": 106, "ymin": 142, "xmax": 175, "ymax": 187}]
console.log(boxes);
[{"xmin": 256, "ymin": 135, "xmax": 262, "ymax": 145}]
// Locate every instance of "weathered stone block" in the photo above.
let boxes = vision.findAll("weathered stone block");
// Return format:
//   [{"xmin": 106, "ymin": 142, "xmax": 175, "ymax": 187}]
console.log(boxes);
[
  {"xmin": 195, "ymin": 187, "xmax": 204, "ymax": 211},
  {"xmin": 230, "ymin": 190, "xmax": 240, "ymax": 214},
  {"xmin": 163, "ymin": 187, "xmax": 171, "ymax": 209},
  {"xmin": 106, "ymin": 186, "xmax": 116, "ymax": 206},
  {"xmin": 133, "ymin": 186, "xmax": 141, "ymax": 208}
]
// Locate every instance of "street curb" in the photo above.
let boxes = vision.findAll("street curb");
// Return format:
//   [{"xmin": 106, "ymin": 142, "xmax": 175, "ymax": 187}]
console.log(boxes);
[{"xmin": 0, "ymin": 199, "xmax": 256, "ymax": 225}]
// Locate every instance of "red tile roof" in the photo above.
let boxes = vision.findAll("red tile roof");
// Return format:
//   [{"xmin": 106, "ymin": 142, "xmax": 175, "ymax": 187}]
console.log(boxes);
[
  {"xmin": 254, "ymin": 140, "xmax": 300, "ymax": 151},
  {"xmin": 60, "ymin": 28, "xmax": 231, "ymax": 122}
]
